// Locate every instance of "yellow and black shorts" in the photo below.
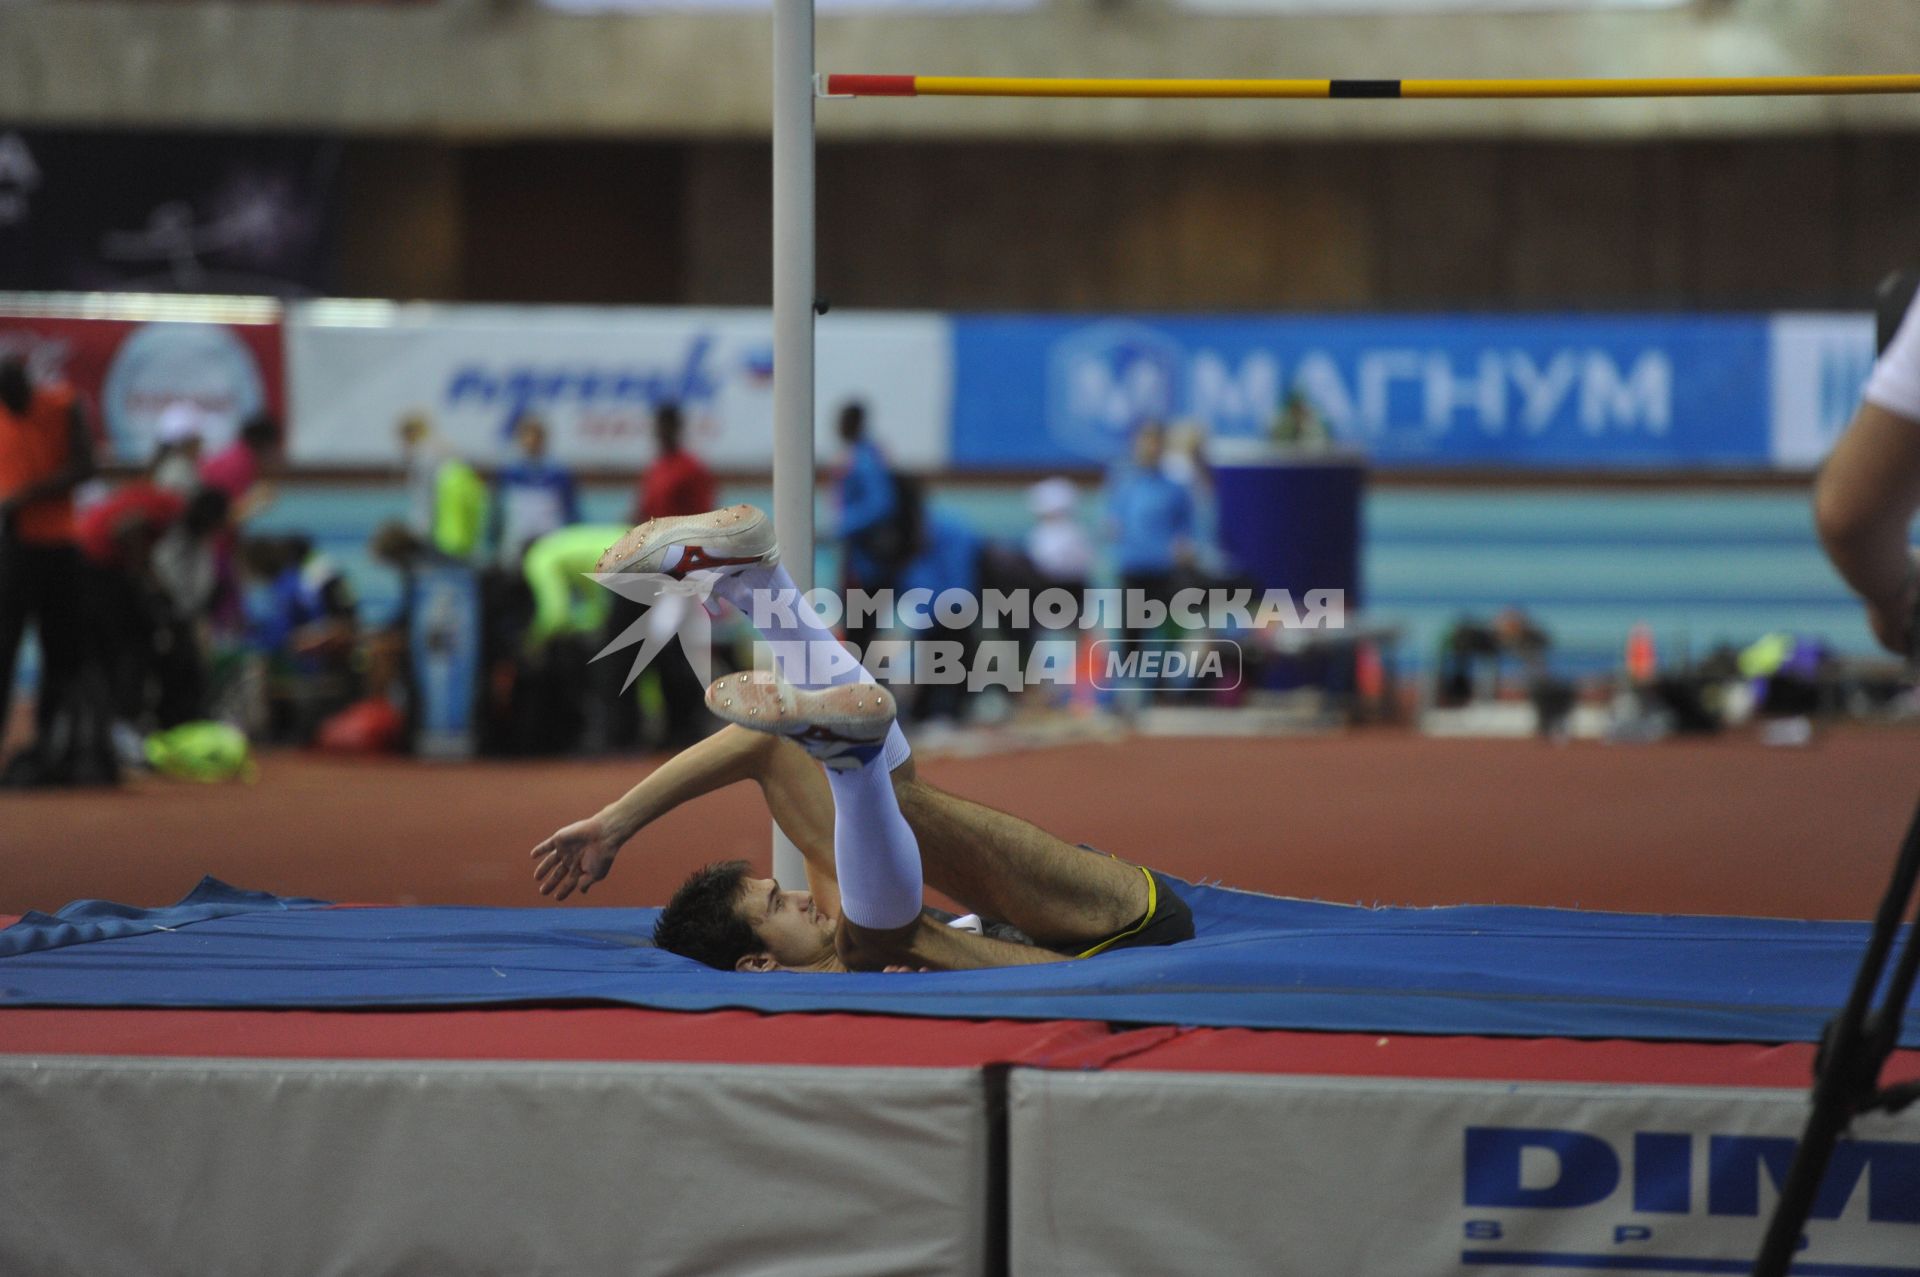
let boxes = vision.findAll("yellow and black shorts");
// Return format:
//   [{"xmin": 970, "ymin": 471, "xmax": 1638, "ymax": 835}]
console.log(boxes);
[{"xmin": 1071, "ymin": 865, "xmax": 1195, "ymax": 959}]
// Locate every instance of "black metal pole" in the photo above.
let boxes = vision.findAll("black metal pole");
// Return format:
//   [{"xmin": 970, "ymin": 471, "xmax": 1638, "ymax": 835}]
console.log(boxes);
[{"xmin": 1752, "ymin": 793, "xmax": 1920, "ymax": 1276}]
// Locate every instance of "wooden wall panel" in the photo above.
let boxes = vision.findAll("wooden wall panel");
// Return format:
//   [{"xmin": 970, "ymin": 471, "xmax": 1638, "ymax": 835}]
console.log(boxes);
[
  {"xmin": 333, "ymin": 142, "xmax": 463, "ymax": 302},
  {"xmin": 333, "ymin": 134, "xmax": 1912, "ymax": 312},
  {"xmin": 1838, "ymin": 135, "xmax": 1920, "ymax": 297},
  {"xmin": 1376, "ymin": 144, "xmax": 1508, "ymax": 307},
  {"xmin": 458, "ymin": 142, "xmax": 686, "ymax": 305},
  {"xmin": 1504, "ymin": 145, "xmax": 1658, "ymax": 307},
  {"xmin": 1681, "ymin": 139, "xmax": 1844, "ymax": 306},
  {"xmin": 683, "ymin": 142, "xmax": 770, "ymax": 306}
]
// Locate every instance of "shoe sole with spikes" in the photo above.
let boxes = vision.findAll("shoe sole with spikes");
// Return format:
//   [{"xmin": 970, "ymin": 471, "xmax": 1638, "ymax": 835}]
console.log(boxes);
[
  {"xmin": 705, "ymin": 672, "xmax": 896, "ymax": 771},
  {"xmin": 597, "ymin": 504, "xmax": 779, "ymax": 579}
]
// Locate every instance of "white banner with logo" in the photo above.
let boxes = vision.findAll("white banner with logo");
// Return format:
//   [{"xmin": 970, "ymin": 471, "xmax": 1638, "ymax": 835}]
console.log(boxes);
[
  {"xmin": 1769, "ymin": 312, "xmax": 1878, "ymax": 469},
  {"xmin": 285, "ymin": 302, "xmax": 952, "ymax": 470},
  {"xmin": 1009, "ymin": 1071, "xmax": 1920, "ymax": 1275},
  {"xmin": 1181, "ymin": 0, "xmax": 1683, "ymax": 12}
]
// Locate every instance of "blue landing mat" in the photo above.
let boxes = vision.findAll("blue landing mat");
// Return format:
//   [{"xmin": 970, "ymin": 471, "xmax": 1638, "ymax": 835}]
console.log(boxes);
[{"xmin": 1, "ymin": 877, "xmax": 1910, "ymax": 1044}]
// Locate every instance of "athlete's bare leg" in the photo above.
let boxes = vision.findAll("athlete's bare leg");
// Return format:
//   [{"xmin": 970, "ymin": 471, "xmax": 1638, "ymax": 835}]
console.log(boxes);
[
  {"xmin": 752, "ymin": 732, "xmax": 915, "ymax": 917},
  {"xmin": 746, "ymin": 736, "xmax": 1146, "ymax": 952},
  {"xmin": 891, "ymin": 777, "xmax": 1148, "ymax": 951}
]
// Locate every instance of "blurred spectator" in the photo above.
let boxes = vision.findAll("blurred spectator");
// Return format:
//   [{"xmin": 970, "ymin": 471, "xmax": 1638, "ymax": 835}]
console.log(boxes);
[
  {"xmin": 398, "ymin": 411, "xmax": 488, "ymax": 560},
  {"xmin": 196, "ymin": 411, "xmax": 282, "ymax": 641},
  {"xmin": 1161, "ymin": 420, "xmax": 1224, "ymax": 579},
  {"xmin": 361, "ymin": 520, "xmax": 457, "ymax": 753},
  {"xmin": 76, "ymin": 482, "xmax": 228, "ymax": 730},
  {"xmin": 1104, "ymin": 421, "xmax": 1195, "ymax": 691},
  {"xmin": 1815, "ymin": 297, "xmax": 1920, "ymax": 659},
  {"xmin": 151, "ymin": 403, "xmax": 207, "ymax": 494},
  {"xmin": 0, "ymin": 354, "xmax": 97, "ymax": 776},
  {"xmin": 617, "ymin": 401, "xmax": 719, "ymax": 749},
  {"xmin": 238, "ymin": 534, "xmax": 358, "ymax": 743},
  {"xmin": 632, "ymin": 402, "xmax": 716, "ymax": 521},
  {"xmin": 1269, "ymin": 388, "xmax": 1332, "ymax": 450},
  {"xmin": 1436, "ymin": 608, "xmax": 1551, "ymax": 707},
  {"xmin": 970, "ymin": 479, "xmax": 1090, "ymax": 691},
  {"xmin": 493, "ymin": 414, "xmax": 579, "ymax": 569},
  {"xmin": 514, "ymin": 524, "xmax": 626, "ymax": 754},
  {"xmin": 199, "ymin": 410, "xmax": 283, "ymax": 522},
  {"xmin": 835, "ymin": 400, "xmax": 911, "ymax": 654},
  {"xmin": 835, "ymin": 400, "xmax": 902, "ymax": 586},
  {"xmin": 523, "ymin": 524, "xmax": 622, "ymax": 651},
  {"xmin": 149, "ymin": 488, "xmax": 230, "ymax": 719},
  {"xmin": 151, "ymin": 488, "xmax": 229, "ymax": 627},
  {"xmin": 1025, "ymin": 477, "xmax": 1093, "ymax": 593},
  {"xmin": 896, "ymin": 501, "xmax": 984, "ymax": 725}
]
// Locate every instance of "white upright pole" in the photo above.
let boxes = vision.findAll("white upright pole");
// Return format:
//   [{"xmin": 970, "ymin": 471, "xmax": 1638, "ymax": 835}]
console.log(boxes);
[{"xmin": 770, "ymin": 0, "xmax": 815, "ymax": 889}]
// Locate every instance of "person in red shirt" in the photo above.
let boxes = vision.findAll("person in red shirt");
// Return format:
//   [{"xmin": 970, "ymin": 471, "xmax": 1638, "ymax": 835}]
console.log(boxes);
[
  {"xmin": 631, "ymin": 403, "xmax": 715, "ymax": 522},
  {"xmin": 613, "ymin": 402, "xmax": 721, "ymax": 752},
  {"xmin": 77, "ymin": 482, "xmax": 186, "ymax": 570},
  {"xmin": 0, "ymin": 355, "xmax": 96, "ymax": 761},
  {"xmin": 198, "ymin": 410, "xmax": 283, "ymax": 516},
  {"xmin": 77, "ymin": 481, "xmax": 187, "ymax": 726}
]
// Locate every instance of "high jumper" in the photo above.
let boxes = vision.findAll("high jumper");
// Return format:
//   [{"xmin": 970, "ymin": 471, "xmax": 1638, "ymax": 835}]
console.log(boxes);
[{"xmin": 528, "ymin": 505, "xmax": 1193, "ymax": 974}]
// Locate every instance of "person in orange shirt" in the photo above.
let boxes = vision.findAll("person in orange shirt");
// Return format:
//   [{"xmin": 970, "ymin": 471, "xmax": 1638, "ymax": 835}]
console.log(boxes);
[{"xmin": 0, "ymin": 355, "xmax": 97, "ymax": 759}]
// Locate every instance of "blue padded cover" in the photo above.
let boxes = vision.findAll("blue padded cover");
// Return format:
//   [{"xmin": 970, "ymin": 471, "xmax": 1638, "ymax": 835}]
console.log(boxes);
[{"xmin": 1, "ymin": 877, "xmax": 1908, "ymax": 1045}]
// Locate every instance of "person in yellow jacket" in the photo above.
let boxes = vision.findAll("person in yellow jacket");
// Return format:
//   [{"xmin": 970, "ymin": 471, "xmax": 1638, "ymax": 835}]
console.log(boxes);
[
  {"xmin": 522, "ymin": 524, "xmax": 627, "ymax": 648},
  {"xmin": 397, "ymin": 412, "xmax": 487, "ymax": 561}
]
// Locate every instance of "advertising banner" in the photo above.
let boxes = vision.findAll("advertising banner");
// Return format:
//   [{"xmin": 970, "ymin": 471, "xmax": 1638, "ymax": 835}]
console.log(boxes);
[
  {"xmin": 0, "ymin": 299, "xmax": 285, "ymax": 464},
  {"xmin": 286, "ymin": 303, "xmax": 952, "ymax": 471},
  {"xmin": 0, "ymin": 130, "xmax": 339, "ymax": 298},
  {"xmin": 409, "ymin": 566, "xmax": 481, "ymax": 760},
  {"xmin": 1181, "ymin": 0, "xmax": 1683, "ymax": 12},
  {"xmin": 952, "ymin": 313, "xmax": 1777, "ymax": 469},
  {"xmin": 1010, "ymin": 1070, "xmax": 1920, "ymax": 1276},
  {"xmin": 1768, "ymin": 312, "xmax": 1877, "ymax": 469},
  {"xmin": 544, "ymin": 0, "xmax": 1036, "ymax": 10}
]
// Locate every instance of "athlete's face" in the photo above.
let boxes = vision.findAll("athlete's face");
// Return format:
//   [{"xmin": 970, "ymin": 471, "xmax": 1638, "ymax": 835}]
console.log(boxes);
[{"xmin": 733, "ymin": 877, "xmax": 836, "ymax": 972}]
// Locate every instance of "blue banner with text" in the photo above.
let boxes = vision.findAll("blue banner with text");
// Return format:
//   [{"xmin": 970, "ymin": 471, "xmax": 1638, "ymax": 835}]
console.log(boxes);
[{"xmin": 951, "ymin": 313, "xmax": 1782, "ymax": 468}]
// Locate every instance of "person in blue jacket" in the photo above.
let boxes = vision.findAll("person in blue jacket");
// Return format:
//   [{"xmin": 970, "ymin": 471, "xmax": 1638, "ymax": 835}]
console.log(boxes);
[
  {"xmin": 834, "ymin": 401, "xmax": 903, "ymax": 653},
  {"xmin": 1103, "ymin": 421, "xmax": 1195, "ymax": 691},
  {"xmin": 492, "ymin": 415, "xmax": 580, "ymax": 569}
]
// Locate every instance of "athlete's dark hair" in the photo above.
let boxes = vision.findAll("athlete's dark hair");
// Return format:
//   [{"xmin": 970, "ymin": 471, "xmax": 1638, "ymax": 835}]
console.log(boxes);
[{"xmin": 653, "ymin": 860, "xmax": 760, "ymax": 970}]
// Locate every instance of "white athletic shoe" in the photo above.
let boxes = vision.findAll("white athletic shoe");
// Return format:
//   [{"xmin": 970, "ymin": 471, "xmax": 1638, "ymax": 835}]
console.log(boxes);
[
  {"xmin": 597, "ymin": 504, "xmax": 779, "ymax": 579},
  {"xmin": 705, "ymin": 672, "xmax": 896, "ymax": 772}
]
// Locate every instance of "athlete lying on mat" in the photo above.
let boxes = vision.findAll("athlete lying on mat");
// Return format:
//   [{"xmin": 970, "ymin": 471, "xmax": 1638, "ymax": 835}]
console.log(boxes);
[{"xmin": 527, "ymin": 505, "xmax": 1192, "ymax": 974}]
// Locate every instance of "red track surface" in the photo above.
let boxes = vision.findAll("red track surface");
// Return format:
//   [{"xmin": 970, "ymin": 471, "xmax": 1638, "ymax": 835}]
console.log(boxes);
[{"xmin": 1, "ymin": 727, "xmax": 1913, "ymax": 920}]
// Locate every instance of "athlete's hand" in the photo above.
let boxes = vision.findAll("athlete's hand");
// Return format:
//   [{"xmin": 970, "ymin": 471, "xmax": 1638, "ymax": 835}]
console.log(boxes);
[{"xmin": 530, "ymin": 815, "xmax": 622, "ymax": 901}]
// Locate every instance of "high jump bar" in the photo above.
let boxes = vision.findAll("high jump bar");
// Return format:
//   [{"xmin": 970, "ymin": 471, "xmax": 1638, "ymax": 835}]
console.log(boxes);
[{"xmin": 822, "ymin": 73, "xmax": 1920, "ymax": 101}]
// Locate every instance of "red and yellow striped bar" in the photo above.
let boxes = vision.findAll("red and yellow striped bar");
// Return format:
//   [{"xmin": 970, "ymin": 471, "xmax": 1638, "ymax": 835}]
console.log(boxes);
[{"xmin": 823, "ymin": 74, "xmax": 1920, "ymax": 101}]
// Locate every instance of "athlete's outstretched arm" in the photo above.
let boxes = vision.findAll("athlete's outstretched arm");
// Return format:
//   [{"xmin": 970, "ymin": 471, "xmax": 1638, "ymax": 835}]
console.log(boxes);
[{"xmin": 529, "ymin": 726, "xmax": 778, "ymax": 900}]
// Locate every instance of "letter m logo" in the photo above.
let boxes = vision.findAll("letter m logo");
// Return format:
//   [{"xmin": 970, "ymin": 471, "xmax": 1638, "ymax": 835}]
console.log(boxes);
[{"xmin": 1710, "ymin": 1136, "xmax": 1920, "ymax": 1225}]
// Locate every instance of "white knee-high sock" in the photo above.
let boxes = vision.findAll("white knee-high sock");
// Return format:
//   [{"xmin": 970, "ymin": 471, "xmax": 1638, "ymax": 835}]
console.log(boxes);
[
  {"xmin": 712, "ymin": 562, "xmax": 911, "ymax": 769},
  {"xmin": 711, "ymin": 563, "xmax": 862, "ymax": 687},
  {"xmin": 824, "ymin": 750, "xmax": 924, "ymax": 930}
]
